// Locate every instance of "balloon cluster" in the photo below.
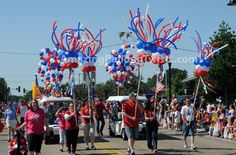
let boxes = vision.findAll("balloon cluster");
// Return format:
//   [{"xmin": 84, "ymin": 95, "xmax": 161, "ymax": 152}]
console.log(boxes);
[
  {"xmin": 129, "ymin": 8, "xmax": 188, "ymax": 65},
  {"xmin": 52, "ymin": 21, "xmax": 81, "ymax": 70},
  {"xmin": 36, "ymin": 21, "xmax": 105, "ymax": 92},
  {"xmin": 105, "ymin": 44, "xmax": 136, "ymax": 87},
  {"xmin": 36, "ymin": 48, "xmax": 64, "ymax": 85},
  {"xmin": 79, "ymin": 28, "xmax": 105, "ymax": 72},
  {"xmin": 193, "ymin": 32, "xmax": 221, "ymax": 77}
]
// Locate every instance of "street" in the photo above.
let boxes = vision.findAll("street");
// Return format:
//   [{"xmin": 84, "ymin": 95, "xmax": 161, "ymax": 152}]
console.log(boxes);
[{"xmin": 1, "ymin": 119, "xmax": 236, "ymax": 155}]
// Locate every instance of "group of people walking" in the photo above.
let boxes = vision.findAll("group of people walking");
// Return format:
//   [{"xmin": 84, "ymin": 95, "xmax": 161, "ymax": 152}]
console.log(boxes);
[{"xmin": 4, "ymin": 94, "xmax": 236, "ymax": 155}]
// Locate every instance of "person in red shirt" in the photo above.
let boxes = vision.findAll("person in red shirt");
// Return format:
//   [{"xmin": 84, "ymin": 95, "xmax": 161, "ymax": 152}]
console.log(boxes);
[
  {"xmin": 55, "ymin": 106, "xmax": 66, "ymax": 152},
  {"xmin": 64, "ymin": 102, "xmax": 79, "ymax": 155},
  {"xmin": 80, "ymin": 98, "xmax": 96, "ymax": 150},
  {"xmin": 122, "ymin": 92, "xmax": 144, "ymax": 155},
  {"xmin": 94, "ymin": 98, "xmax": 106, "ymax": 136},
  {"xmin": 17, "ymin": 99, "xmax": 49, "ymax": 155}
]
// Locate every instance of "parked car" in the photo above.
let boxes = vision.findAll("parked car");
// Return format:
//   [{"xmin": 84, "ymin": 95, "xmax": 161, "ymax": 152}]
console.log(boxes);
[
  {"xmin": 38, "ymin": 96, "xmax": 73, "ymax": 144},
  {"xmin": 106, "ymin": 95, "xmax": 147, "ymax": 140}
]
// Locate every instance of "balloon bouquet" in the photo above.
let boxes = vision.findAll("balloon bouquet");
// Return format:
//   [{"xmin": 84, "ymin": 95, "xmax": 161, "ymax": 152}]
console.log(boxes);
[
  {"xmin": 192, "ymin": 31, "xmax": 228, "ymax": 103},
  {"xmin": 36, "ymin": 47, "xmax": 64, "ymax": 97},
  {"xmin": 105, "ymin": 43, "xmax": 136, "ymax": 92},
  {"xmin": 128, "ymin": 7, "xmax": 188, "ymax": 99}
]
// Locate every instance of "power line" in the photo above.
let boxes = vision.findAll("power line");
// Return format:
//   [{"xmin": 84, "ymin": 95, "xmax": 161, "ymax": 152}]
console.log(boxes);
[{"xmin": 0, "ymin": 42, "xmax": 198, "ymax": 56}]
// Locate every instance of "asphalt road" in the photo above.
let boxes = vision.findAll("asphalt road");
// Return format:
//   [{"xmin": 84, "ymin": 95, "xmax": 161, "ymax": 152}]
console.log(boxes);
[{"xmin": 1, "ymin": 119, "xmax": 236, "ymax": 155}]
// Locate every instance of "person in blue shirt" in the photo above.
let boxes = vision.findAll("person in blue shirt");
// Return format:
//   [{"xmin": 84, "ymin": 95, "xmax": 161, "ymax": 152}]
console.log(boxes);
[{"xmin": 4, "ymin": 102, "xmax": 18, "ymax": 142}]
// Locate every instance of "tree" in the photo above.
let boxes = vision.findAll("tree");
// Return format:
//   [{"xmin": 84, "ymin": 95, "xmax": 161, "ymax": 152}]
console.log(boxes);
[
  {"xmin": 0, "ymin": 77, "xmax": 8, "ymax": 101},
  {"xmin": 208, "ymin": 21, "xmax": 236, "ymax": 104},
  {"xmin": 145, "ymin": 68, "xmax": 188, "ymax": 96},
  {"xmin": 167, "ymin": 68, "xmax": 188, "ymax": 95}
]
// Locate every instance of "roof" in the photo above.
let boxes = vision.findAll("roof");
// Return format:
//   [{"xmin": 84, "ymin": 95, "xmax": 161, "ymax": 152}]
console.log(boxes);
[
  {"xmin": 106, "ymin": 96, "xmax": 148, "ymax": 102},
  {"xmin": 39, "ymin": 96, "xmax": 73, "ymax": 104}
]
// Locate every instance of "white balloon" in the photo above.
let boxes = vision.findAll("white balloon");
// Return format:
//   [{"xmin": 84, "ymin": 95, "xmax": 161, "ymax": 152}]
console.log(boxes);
[
  {"xmin": 137, "ymin": 49, "xmax": 145, "ymax": 54},
  {"xmin": 50, "ymin": 58, "xmax": 55, "ymax": 63},
  {"xmin": 121, "ymin": 45, "xmax": 125, "ymax": 49},
  {"xmin": 63, "ymin": 58, "xmax": 68, "ymax": 63},
  {"xmin": 116, "ymin": 61, "xmax": 121, "ymax": 65},
  {"xmin": 117, "ymin": 71, "xmax": 121, "ymax": 75}
]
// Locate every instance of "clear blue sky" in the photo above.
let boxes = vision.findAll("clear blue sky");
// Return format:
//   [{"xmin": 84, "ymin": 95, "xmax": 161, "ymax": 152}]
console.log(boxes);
[{"xmin": 0, "ymin": 0, "xmax": 235, "ymax": 95}]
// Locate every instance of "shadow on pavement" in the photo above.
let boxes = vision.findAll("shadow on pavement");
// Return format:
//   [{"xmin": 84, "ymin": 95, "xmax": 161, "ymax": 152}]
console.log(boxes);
[
  {"xmin": 140, "ymin": 148, "xmax": 201, "ymax": 155},
  {"xmin": 198, "ymin": 147, "xmax": 236, "ymax": 151},
  {"xmin": 158, "ymin": 133, "xmax": 181, "ymax": 140}
]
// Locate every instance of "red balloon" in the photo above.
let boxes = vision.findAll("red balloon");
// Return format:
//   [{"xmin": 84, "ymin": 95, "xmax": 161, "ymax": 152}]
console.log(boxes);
[
  {"xmin": 194, "ymin": 69, "xmax": 208, "ymax": 77},
  {"xmin": 36, "ymin": 70, "xmax": 40, "ymax": 74},
  {"xmin": 152, "ymin": 57, "xmax": 166, "ymax": 65},
  {"xmin": 73, "ymin": 63, "xmax": 78, "ymax": 68},
  {"xmin": 40, "ymin": 56, "xmax": 44, "ymax": 60},
  {"xmin": 54, "ymin": 61, "xmax": 58, "ymax": 67},
  {"xmin": 118, "ymin": 65, "xmax": 123, "ymax": 69},
  {"xmin": 45, "ymin": 56, "xmax": 50, "ymax": 62},
  {"xmin": 51, "ymin": 78, "xmax": 56, "ymax": 82},
  {"xmin": 82, "ymin": 66, "xmax": 88, "ymax": 72}
]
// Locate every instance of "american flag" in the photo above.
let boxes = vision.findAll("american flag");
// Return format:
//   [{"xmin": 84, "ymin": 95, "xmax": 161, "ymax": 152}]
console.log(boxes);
[{"xmin": 156, "ymin": 83, "xmax": 165, "ymax": 93}]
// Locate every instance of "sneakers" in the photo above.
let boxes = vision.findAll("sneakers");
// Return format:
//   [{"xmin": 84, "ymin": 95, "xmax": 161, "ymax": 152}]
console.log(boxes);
[
  {"xmin": 190, "ymin": 145, "xmax": 196, "ymax": 150},
  {"xmin": 91, "ymin": 145, "xmax": 96, "ymax": 150},
  {"xmin": 126, "ymin": 148, "xmax": 131, "ymax": 154},
  {"xmin": 184, "ymin": 144, "xmax": 187, "ymax": 148},
  {"xmin": 85, "ymin": 146, "xmax": 90, "ymax": 150},
  {"xmin": 130, "ymin": 151, "xmax": 135, "ymax": 155}
]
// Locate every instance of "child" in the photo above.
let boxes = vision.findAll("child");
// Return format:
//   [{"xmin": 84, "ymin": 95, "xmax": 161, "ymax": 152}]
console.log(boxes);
[
  {"xmin": 8, "ymin": 130, "xmax": 28, "ymax": 155},
  {"xmin": 218, "ymin": 109, "xmax": 226, "ymax": 138},
  {"xmin": 174, "ymin": 106, "xmax": 181, "ymax": 131}
]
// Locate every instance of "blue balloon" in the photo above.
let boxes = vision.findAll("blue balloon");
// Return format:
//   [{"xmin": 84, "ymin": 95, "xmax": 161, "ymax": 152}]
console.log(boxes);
[
  {"xmin": 52, "ymin": 73, "xmax": 56, "ymax": 78},
  {"xmin": 117, "ymin": 48, "xmax": 123, "ymax": 54},
  {"xmin": 194, "ymin": 57, "xmax": 200, "ymax": 65},
  {"xmin": 204, "ymin": 60, "xmax": 211, "ymax": 67},
  {"xmin": 136, "ymin": 41, "xmax": 144, "ymax": 49},
  {"xmin": 165, "ymin": 48, "xmax": 171, "ymax": 55},
  {"xmin": 199, "ymin": 59, "xmax": 205, "ymax": 66},
  {"xmin": 50, "ymin": 54, "xmax": 54, "ymax": 58},
  {"xmin": 39, "ymin": 51, "xmax": 44, "ymax": 56}
]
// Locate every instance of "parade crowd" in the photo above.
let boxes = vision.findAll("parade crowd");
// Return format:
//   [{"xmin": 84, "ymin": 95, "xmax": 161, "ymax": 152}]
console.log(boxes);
[{"xmin": 0, "ymin": 94, "xmax": 236, "ymax": 155}]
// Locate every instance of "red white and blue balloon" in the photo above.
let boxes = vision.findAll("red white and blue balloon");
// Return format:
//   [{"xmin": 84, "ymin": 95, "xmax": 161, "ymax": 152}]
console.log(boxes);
[
  {"xmin": 105, "ymin": 44, "xmax": 136, "ymax": 87},
  {"xmin": 193, "ymin": 31, "xmax": 221, "ymax": 77}
]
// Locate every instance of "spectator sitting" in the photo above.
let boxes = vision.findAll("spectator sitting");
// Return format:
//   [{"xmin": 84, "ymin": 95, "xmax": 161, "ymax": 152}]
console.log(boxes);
[{"xmin": 8, "ymin": 129, "xmax": 28, "ymax": 155}]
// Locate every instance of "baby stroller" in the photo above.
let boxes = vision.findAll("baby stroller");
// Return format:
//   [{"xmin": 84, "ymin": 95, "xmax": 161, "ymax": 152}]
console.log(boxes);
[{"xmin": 8, "ymin": 130, "xmax": 28, "ymax": 155}]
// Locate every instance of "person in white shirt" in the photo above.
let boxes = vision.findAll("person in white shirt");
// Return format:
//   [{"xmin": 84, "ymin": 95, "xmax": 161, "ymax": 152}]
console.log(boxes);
[
  {"xmin": 181, "ymin": 98, "xmax": 196, "ymax": 150},
  {"xmin": 17, "ymin": 100, "xmax": 29, "ymax": 124}
]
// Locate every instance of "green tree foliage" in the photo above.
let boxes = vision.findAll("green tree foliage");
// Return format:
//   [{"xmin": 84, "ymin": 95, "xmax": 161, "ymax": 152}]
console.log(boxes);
[
  {"xmin": 208, "ymin": 21, "xmax": 236, "ymax": 104},
  {"xmin": 145, "ymin": 68, "xmax": 188, "ymax": 97},
  {"xmin": 0, "ymin": 77, "xmax": 8, "ymax": 101}
]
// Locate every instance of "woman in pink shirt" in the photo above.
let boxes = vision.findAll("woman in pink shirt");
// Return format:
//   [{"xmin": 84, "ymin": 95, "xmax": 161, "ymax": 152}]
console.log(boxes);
[
  {"xmin": 18, "ymin": 99, "xmax": 49, "ymax": 155},
  {"xmin": 64, "ymin": 103, "xmax": 79, "ymax": 155}
]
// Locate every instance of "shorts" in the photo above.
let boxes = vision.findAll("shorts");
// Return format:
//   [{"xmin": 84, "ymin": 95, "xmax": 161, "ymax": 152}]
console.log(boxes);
[
  {"xmin": 27, "ymin": 134, "xmax": 44, "ymax": 153},
  {"xmin": 6, "ymin": 120, "xmax": 16, "ymax": 128},
  {"xmin": 182, "ymin": 121, "xmax": 195, "ymax": 137},
  {"xmin": 124, "ymin": 126, "xmax": 138, "ymax": 140}
]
